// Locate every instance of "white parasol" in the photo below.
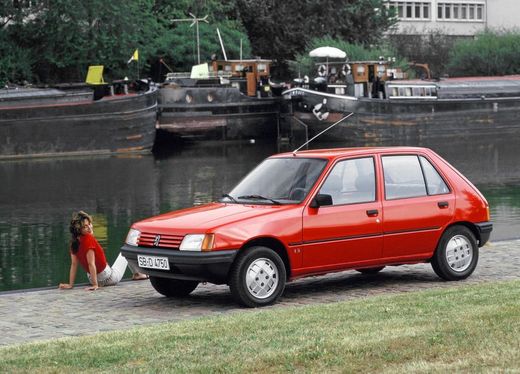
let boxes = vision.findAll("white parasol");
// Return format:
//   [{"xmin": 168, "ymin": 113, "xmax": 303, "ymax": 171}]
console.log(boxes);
[
  {"xmin": 309, "ymin": 47, "xmax": 347, "ymax": 76},
  {"xmin": 309, "ymin": 46, "xmax": 347, "ymax": 59}
]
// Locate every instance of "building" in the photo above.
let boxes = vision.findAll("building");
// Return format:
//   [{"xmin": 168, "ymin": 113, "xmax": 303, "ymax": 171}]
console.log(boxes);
[{"xmin": 385, "ymin": 0, "xmax": 520, "ymax": 36}]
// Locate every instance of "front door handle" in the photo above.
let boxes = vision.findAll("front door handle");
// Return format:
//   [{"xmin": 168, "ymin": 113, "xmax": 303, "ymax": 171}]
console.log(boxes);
[
  {"xmin": 438, "ymin": 201, "xmax": 449, "ymax": 208},
  {"xmin": 366, "ymin": 209, "xmax": 379, "ymax": 217}
]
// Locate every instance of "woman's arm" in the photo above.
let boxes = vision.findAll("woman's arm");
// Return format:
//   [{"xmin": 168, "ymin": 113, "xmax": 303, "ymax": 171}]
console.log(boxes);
[
  {"xmin": 85, "ymin": 249, "xmax": 99, "ymax": 291},
  {"xmin": 58, "ymin": 254, "xmax": 79, "ymax": 289}
]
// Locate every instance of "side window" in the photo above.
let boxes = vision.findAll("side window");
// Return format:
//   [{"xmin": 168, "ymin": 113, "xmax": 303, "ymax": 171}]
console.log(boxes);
[
  {"xmin": 319, "ymin": 157, "xmax": 376, "ymax": 205},
  {"xmin": 382, "ymin": 155, "xmax": 427, "ymax": 199},
  {"xmin": 419, "ymin": 156, "xmax": 450, "ymax": 195}
]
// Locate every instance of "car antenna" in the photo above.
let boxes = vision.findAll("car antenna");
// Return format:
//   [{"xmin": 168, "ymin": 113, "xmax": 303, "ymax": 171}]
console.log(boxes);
[{"xmin": 292, "ymin": 112, "xmax": 354, "ymax": 155}]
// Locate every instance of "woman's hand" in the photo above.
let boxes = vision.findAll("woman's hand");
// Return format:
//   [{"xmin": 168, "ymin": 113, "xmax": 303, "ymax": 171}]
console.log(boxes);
[
  {"xmin": 58, "ymin": 283, "xmax": 73, "ymax": 289},
  {"xmin": 85, "ymin": 285, "xmax": 99, "ymax": 291}
]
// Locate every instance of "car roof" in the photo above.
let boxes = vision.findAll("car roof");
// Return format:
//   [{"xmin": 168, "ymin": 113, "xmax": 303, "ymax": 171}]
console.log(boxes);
[{"xmin": 272, "ymin": 147, "xmax": 433, "ymax": 161}]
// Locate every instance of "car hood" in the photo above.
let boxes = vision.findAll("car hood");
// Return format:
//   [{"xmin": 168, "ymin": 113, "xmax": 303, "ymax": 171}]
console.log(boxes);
[{"xmin": 132, "ymin": 202, "xmax": 297, "ymax": 234}]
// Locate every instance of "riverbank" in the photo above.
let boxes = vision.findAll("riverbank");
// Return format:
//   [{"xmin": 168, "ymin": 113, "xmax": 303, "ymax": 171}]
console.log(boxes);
[{"xmin": 0, "ymin": 239, "xmax": 518, "ymax": 347}]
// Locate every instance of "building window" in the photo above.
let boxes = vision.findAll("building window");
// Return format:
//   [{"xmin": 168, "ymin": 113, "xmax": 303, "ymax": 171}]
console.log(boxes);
[
  {"xmin": 437, "ymin": 2, "xmax": 484, "ymax": 21},
  {"xmin": 386, "ymin": 2, "xmax": 431, "ymax": 20}
]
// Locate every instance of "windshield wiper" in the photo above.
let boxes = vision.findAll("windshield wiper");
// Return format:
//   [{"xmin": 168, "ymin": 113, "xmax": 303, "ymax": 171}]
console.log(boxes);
[
  {"xmin": 237, "ymin": 195, "xmax": 281, "ymax": 205},
  {"xmin": 221, "ymin": 194, "xmax": 239, "ymax": 203}
]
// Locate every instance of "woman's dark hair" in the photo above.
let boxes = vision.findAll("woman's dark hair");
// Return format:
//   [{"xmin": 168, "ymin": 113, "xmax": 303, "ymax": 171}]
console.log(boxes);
[{"xmin": 69, "ymin": 211, "xmax": 92, "ymax": 254}]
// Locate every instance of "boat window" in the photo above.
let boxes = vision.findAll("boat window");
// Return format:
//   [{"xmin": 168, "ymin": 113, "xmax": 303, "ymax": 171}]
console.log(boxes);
[
  {"xmin": 383, "ymin": 155, "xmax": 427, "ymax": 200},
  {"xmin": 257, "ymin": 64, "xmax": 267, "ymax": 73},
  {"xmin": 235, "ymin": 64, "xmax": 244, "ymax": 72},
  {"xmin": 319, "ymin": 157, "xmax": 376, "ymax": 205}
]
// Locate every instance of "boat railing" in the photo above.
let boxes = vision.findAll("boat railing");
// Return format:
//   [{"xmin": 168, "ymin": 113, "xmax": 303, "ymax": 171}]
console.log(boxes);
[{"xmin": 165, "ymin": 71, "xmax": 233, "ymax": 81}]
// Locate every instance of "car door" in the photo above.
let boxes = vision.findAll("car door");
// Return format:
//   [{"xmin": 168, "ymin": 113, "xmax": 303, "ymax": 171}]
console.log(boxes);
[
  {"xmin": 381, "ymin": 154, "xmax": 455, "ymax": 260},
  {"xmin": 301, "ymin": 156, "xmax": 383, "ymax": 271}
]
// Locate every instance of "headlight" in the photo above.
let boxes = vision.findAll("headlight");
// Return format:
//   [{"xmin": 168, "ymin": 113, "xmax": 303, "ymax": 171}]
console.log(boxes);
[
  {"xmin": 179, "ymin": 234, "xmax": 215, "ymax": 251},
  {"xmin": 125, "ymin": 229, "xmax": 141, "ymax": 246}
]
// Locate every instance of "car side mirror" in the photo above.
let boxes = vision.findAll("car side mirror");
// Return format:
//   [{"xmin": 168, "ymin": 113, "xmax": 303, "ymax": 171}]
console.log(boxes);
[{"xmin": 310, "ymin": 194, "xmax": 333, "ymax": 208}]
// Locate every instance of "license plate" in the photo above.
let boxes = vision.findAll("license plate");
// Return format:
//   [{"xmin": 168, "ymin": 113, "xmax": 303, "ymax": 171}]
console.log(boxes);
[{"xmin": 137, "ymin": 255, "xmax": 170, "ymax": 270}]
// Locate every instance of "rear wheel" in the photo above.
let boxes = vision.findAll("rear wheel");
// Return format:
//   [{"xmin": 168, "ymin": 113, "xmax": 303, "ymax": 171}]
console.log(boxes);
[
  {"xmin": 356, "ymin": 266, "xmax": 385, "ymax": 274},
  {"xmin": 431, "ymin": 226, "xmax": 478, "ymax": 281},
  {"xmin": 149, "ymin": 276, "xmax": 199, "ymax": 297},
  {"xmin": 229, "ymin": 246, "xmax": 286, "ymax": 308}
]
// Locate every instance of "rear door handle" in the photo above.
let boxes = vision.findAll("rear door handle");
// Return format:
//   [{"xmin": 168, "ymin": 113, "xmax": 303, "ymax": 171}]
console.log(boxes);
[
  {"xmin": 366, "ymin": 209, "xmax": 379, "ymax": 217},
  {"xmin": 438, "ymin": 201, "xmax": 449, "ymax": 208}
]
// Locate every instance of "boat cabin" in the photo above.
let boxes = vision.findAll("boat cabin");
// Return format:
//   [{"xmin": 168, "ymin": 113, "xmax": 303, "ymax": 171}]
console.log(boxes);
[{"xmin": 211, "ymin": 59, "xmax": 272, "ymax": 97}]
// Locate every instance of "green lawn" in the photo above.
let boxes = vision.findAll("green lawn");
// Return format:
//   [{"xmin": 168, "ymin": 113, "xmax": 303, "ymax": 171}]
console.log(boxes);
[{"xmin": 1, "ymin": 280, "xmax": 519, "ymax": 373}]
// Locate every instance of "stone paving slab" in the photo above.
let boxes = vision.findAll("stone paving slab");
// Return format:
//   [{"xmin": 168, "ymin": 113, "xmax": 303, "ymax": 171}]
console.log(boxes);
[{"xmin": 1, "ymin": 240, "xmax": 519, "ymax": 347}]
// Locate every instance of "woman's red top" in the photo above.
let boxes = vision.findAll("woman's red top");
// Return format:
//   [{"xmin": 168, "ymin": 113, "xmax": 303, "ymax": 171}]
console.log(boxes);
[{"xmin": 75, "ymin": 233, "xmax": 108, "ymax": 274}]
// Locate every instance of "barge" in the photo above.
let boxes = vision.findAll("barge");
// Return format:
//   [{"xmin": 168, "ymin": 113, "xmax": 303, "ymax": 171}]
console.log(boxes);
[
  {"xmin": 0, "ymin": 79, "xmax": 157, "ymax": 160},
  {"xmin": 157, "ymin": 59, "xmax": 283, "ymax": 141},
  {"xmin": 283, "ymin": 58, "xmax": 520, "ymax": 143}
]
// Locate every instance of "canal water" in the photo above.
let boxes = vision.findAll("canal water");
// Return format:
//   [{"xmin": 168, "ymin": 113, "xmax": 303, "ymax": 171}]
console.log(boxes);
[{"xmin": 1, "ymin": 136, "xmax": 519, "ymax": 292}]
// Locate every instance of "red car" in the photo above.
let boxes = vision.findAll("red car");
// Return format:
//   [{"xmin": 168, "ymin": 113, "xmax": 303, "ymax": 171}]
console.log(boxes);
[{"xmin": 121, "ymin": 147, "xmax": 492, "ymax": 307}]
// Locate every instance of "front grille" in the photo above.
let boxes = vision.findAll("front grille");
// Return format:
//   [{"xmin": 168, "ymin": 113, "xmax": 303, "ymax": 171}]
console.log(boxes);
[{"xmin": 138, "ymin": 232, "xmax": 183, "ymax": 249}]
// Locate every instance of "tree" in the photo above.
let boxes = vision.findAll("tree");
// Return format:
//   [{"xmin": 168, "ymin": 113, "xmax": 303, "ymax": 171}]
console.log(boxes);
[{"xmin": 235, "ymin": 0, "xmax": 396, "ymax": 69}]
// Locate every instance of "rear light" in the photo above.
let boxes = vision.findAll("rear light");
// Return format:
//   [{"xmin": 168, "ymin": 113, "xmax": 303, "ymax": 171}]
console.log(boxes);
[{"xmin": 486, "ymin": 205, "xmax": 491, "ymax": 222}]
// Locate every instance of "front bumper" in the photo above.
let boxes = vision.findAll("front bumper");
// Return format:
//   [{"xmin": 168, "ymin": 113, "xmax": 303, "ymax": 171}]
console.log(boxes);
[
  {"xmin": 120, "ymin": 244, "xmax": 238, "ymax": 284},
  {"xmin": 475, "ymin": 222, "xmax": 493, "ymax": 247}
]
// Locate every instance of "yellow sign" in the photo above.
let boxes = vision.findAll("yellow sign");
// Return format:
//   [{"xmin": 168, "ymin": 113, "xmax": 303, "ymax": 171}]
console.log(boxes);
[{"xmin": 85, "ymin": 65, "xmax": 105, "ymax": 85}]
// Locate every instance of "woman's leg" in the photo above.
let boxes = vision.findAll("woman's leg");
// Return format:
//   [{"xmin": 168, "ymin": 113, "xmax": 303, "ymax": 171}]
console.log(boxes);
[{"xmin": 103, "ymin": 253, "xmax": 128, "ymax": 286}]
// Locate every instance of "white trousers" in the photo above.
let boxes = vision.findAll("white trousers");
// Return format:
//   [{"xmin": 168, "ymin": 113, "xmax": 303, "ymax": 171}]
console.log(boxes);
[{"xmin": 87, "ymin": 253, "xmax": 138, "ymax": 287}]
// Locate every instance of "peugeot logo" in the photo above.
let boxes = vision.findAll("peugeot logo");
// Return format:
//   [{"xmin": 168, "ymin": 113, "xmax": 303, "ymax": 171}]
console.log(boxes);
[{"xmin": 153, "ymin": 235, "xmax": 161, "ymax": 247}]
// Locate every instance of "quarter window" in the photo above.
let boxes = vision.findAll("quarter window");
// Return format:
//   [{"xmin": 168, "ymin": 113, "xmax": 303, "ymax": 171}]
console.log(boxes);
[
  {"xmin": 419, "ymin": 156, "xmax": 450, "ymax": 195},
  {"xmin": 319, "ymin": 157, "xmax": 376, "ymax": 205}
]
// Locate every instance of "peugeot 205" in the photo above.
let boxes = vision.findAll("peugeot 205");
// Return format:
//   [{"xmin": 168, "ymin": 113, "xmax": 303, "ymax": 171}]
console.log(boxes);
[{"xmin": 121, "ymin": 147, "xmax": 492, "ymax": 307}]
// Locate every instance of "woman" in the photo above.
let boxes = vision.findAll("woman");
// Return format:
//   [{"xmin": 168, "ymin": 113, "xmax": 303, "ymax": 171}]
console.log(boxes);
[{"xmin": 59, "ymin": 211, "xmax": 147, "ymax": 291}]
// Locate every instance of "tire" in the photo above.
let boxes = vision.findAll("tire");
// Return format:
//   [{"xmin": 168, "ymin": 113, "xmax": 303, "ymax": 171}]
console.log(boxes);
[
  {"xmin": 356, "ymin": 266, "xmax": 385, "ymax": 274},
  {"xmin": 229, "ymin": 246, "xmax": 286, "ymax": 308},
  {"xmin": 149, "ymin": 276, "xmax": 199, "ymax": 297},
  {"xmin": 431, "ymin": 225, "xmax": 479, "ymax": 281}
]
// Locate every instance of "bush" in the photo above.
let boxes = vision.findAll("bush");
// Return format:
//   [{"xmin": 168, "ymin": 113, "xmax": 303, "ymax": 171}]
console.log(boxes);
[{"xmin": 447, "ymin": 30, "xmax": 520, "ymax": 76}]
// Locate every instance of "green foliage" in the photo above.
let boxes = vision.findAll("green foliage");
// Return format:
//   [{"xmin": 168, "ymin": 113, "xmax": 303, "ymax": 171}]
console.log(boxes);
[
  {"xmin": 290, "ymin": 36, "xmax": 407, "ymax": 78},
  {"xmin": 447, "ymin": 30, "xmax": 520, "ymax": 77},
  {"xmin": 236, "ymin": 0, "xmax": 396, "ymax": 65},
  {"xmin": 1, "ymin": 0, "xmax": 251, "ymax": 83},
  {"xmin": 388, "ymin": 29, "xmax": 457, "ymax": 78}
]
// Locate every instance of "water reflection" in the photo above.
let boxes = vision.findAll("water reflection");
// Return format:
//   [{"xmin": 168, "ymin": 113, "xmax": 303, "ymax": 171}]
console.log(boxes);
[{"xmin": 0, "ymin": 136, "xmax": 518, "ymax": 291}]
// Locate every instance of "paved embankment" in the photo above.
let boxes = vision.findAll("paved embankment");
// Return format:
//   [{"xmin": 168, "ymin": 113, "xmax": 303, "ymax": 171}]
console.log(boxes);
[{"xmin": 1, "ymin": 240, "xmax": 519, "ymax": 347}]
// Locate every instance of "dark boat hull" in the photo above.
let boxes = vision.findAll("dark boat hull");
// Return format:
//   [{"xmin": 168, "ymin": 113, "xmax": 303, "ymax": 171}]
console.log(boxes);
[
  {"xmin": 285, "ymin": 88, "xmax": 520, "ymax": 143},
  {"xmin": 0, "ymin": 88, "xmax": 158, "ymax": 159},
  {"xmin": 158, "ymin": 86, "xmax": 280, "ymax": 140}
]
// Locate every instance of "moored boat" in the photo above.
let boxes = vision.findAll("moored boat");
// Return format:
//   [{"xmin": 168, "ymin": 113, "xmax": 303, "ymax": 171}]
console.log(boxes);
[
  {"xmin": 283, "ymin": 56, "xmax": 520, "ymax": 143},
  {"xmin": 0, "ymin": 79, "xmax": 157, "ymax": 160},
  {"xmin": 157, "ymin": 59, "xmax": 284, "ymax": 141}
]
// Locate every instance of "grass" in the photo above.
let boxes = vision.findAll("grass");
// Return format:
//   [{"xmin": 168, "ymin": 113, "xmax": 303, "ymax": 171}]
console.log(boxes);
[{"xmin": 1, "ymin": 280, "xmax": 519, "ymax": 373}]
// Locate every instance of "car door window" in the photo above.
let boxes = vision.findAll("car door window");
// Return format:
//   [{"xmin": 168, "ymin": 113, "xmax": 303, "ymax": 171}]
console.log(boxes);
[
  {"xmin": 319, "ymin": 157, "xmax": 376, "ymax": 205},
  {"xmin": 419, "ymin": 156, "xmax": 450, "ymax": 195},
  {"xmin": 382, "ymin": 155, "xmax": 427, "ymax": 199}
]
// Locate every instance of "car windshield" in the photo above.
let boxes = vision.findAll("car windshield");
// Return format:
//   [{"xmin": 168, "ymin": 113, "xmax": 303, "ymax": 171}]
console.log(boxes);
[{"xmin": 223, "ymin": 157, "xmax": 327, "ymax": 204}]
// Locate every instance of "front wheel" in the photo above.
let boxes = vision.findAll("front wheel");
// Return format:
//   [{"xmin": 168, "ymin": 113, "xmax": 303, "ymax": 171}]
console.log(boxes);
[
  {"xmin": 229, "ymin": 246, "xmax": 286, "ymax": 308},
  {"xmin": 431, "ymin": 226, "xmax": 478, "ymax": 281},
  {"xmin": 149, "ymin": 276, "xmax": 199, "ymax": 297}
]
